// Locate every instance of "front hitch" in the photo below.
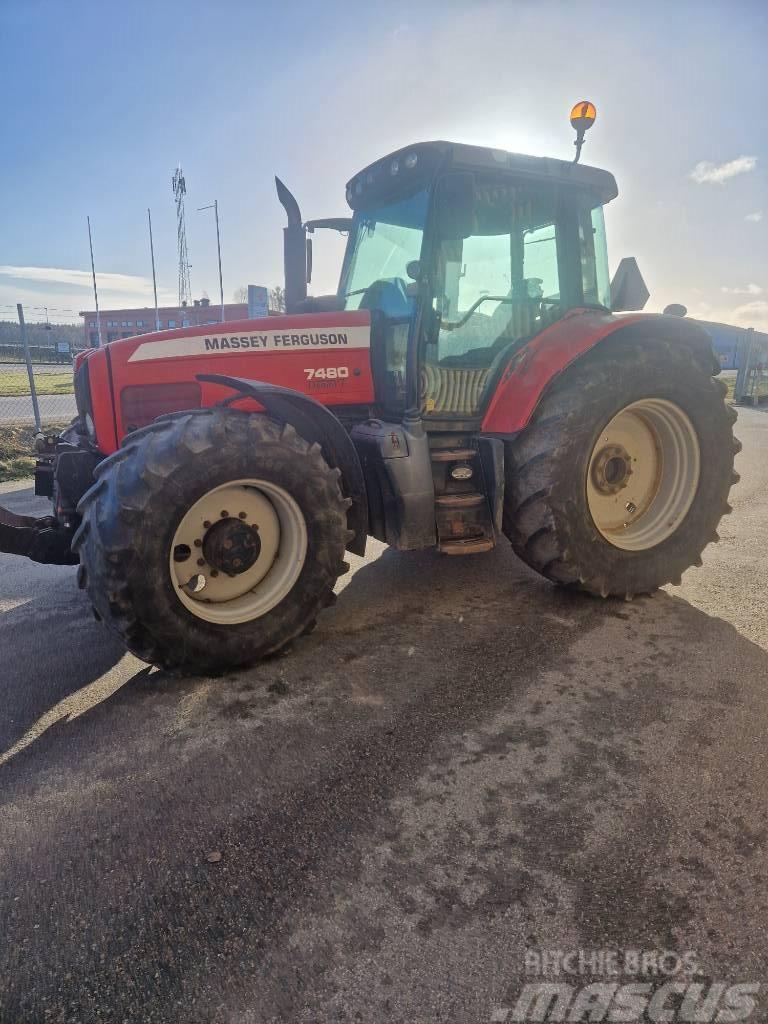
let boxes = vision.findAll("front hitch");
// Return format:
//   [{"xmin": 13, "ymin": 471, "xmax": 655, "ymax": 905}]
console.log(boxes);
[{"xmin": 0, "ymin": 504, "xmax": 78, "ymax": 565}]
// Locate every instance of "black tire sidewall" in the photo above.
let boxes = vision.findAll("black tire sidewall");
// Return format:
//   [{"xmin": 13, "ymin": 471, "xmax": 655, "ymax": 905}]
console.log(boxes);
[
  {"xmin": 81, "ymin": 413, "xmax": 347, "ymax": 670},
  {"xmin": 139, "ymin": 447, "xmax": 338, "ymax": 647},
  {"xmin": 545, "ymin": 364, "xmax": 733, "ymax": 593}
]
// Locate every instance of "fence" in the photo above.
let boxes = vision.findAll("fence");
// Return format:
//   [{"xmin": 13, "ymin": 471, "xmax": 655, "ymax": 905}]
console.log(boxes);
[
  {"xmin": 0, "ymin": 304, "xmax": 81, "ymax": 433},
  {"xmin": 733, "ymin": 328, "xmax": 768, "ymax": 406}
]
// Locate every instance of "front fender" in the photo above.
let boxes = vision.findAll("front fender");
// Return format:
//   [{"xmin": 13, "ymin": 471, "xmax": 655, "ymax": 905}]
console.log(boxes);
[
  {"xmin": 481, "ymin": 310, "xmax": 717, "ymax": 435},
  {"xmin": 197, "ymin": 374, "xmax": 367, "ymax": 555}
]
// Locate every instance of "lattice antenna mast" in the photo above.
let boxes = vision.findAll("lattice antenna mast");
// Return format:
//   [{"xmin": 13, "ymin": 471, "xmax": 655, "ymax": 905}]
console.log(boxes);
[{"xmin": 172, "ymin": 165, "xmax": 192, "ymax": 307}]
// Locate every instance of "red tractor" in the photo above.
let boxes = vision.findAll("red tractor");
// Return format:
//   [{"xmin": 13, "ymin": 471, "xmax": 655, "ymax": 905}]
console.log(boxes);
[{"xmin": 0, "ymin": 106, "xmax": 739, "ymax": 673}]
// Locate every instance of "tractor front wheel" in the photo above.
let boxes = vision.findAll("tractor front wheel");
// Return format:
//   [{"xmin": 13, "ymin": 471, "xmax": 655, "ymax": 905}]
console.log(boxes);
[
  {"xmin": 73, "ymin": 409, "xmax": 351, "ymax": 673},
  {"xmin": 503, "ymin": 338, "xmax": 740, "ymax": 598}
]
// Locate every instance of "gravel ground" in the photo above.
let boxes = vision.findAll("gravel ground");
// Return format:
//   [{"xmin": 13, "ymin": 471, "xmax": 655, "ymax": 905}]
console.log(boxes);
[{"xmin": 0, "ymin": 408, "xmax": 766, "ymax": 1023}]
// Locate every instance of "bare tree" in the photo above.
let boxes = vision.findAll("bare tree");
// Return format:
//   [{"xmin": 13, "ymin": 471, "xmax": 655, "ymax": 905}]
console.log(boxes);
[
  {"xmin": 269, "ymin": 285, "xmax": 286, "ymax": 313},
  {"xmin": 232, "ymin": 286, "xmax": 248, "ymax": 303}
]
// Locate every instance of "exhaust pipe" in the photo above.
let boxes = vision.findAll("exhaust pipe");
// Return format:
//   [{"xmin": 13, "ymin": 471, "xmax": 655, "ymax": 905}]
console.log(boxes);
[{"xmin": 275, "ymin": 177, "xmax": 308, "ymax": 314}]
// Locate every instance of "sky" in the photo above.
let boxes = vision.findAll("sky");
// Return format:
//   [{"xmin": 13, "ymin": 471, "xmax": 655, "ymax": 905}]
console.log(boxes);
[{"xmin": 0, "ymin": 0, "xmax": 766, "ymax": 329}]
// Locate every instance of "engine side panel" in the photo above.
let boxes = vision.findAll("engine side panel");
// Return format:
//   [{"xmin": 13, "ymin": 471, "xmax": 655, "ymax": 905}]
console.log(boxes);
[{"xmin": 97, "ymin": 311, "xmax": 374, "ymax": 453}]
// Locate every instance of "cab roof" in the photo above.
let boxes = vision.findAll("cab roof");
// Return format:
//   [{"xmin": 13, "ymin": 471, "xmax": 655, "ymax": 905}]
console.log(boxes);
[{"xmin": 346, "ymin": 140, "xmax": 618, "ymax": 210}]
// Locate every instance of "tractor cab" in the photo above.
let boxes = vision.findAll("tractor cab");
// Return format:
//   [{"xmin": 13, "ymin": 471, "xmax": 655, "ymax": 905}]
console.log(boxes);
[{"xmin": 285, "ymin": 140, "xmax": 629, "ymax": 424}]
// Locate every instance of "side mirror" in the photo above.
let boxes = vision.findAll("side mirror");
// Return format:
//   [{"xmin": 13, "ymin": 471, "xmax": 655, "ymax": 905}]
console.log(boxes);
[
  {"xmin": 434, "ymin": 173, "xmax": 476, "ymax": 239},
  {"xmin": 610, "ymin": 256, "xmax": 650, "ymax": 312}
]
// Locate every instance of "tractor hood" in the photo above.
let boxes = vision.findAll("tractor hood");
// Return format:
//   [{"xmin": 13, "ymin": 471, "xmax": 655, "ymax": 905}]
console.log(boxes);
[{"xmin": 84, "ymin": 311, "xmax": 375, "ymax": 454}]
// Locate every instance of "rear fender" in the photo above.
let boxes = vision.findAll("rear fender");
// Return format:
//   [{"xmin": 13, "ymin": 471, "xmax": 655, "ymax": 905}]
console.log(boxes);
[
  {"xmin": 481, "ymin": 310, "xmax": 717, "ymax": 435},
  {"xmin": 197, "ymin": 374, "xmax": 367, "ymax": 555}
]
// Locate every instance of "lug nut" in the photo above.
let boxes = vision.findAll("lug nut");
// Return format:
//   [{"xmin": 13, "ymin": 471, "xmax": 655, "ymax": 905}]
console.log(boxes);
[
  {"xmin": 211, "ymin": 569, "xmax": 219, "ymax": 578},
  {"xmin": 194, "ymin": 538, "xmax": 202, "ymax": 547},
  {"xmin": 625, "ymin": 501, "xmax": 637, "ymax": 514},
  {"xmin": 238, "ymin": 511, "xmax": 247, "ymax": 519},
  {"xmin": 203, "ymin": 520, "xmax": 211, "ymax": 529},
  {"xmin": 197, "ymin": 558, "xmax": 205, "ymax": 567},
  {"xmin": 221, "ymin": 510, "xmax": 229, "ymax": 518}
]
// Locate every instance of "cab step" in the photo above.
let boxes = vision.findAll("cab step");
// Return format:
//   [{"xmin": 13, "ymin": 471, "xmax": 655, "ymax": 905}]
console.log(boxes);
[
  {"xmin": 430, "ymin": 448, "xmax": 477, "ymax": 463},
  {"xmin": 435, "ymin": 493, "xmax": 485, "ymax": 508},
  {"xmin": 439, "ymin": 536, "xmax": 495, "ymax": 555},
  {"xmin": 430, "ymin": 442, "xmax": 496, "ymax": 552}
]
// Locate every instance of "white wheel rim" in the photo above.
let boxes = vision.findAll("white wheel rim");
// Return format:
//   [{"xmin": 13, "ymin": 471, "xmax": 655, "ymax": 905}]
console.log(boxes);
[
  {"xmin": 170, "ymin": 479, "xmax": 307, "ymax": 625},
  {"xmin": 586, "ymin": 398, "xmax": 701, "ymax": 551}
]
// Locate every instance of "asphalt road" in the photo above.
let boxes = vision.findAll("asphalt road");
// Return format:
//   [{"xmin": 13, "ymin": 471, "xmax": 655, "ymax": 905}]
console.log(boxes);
[
  {"xmin": 0, "ymin": 393, "xmax": 77, "ymax": 425},
  {"xmin": 1, "ymin": 408, "xmax": 767, "ymax": 1023},
  {"xmin": 0, "ymin": 363, "xmax": 73, "ymax": 374}
]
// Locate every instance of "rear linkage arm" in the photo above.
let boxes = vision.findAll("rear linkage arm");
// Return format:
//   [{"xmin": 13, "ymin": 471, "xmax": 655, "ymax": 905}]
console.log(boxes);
[{"xmin": 0, "ymin": 504, "xmax": 79, "ymax": 565}]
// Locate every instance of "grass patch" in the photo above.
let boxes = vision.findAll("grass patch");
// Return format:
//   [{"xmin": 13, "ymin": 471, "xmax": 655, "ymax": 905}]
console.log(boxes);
[
  {"xmin": 0, "ymin": 423, "xmax": 68, "ymax": 483},
  {"xmin": 0, "ymin": 371, "xmax": 74, "ymax": 398}
]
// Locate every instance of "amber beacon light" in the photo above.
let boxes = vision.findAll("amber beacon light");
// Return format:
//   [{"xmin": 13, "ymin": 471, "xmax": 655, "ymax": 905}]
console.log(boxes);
[{"xmin": 570, "ymin": 100, "xmax": 597, "ymax": 163}]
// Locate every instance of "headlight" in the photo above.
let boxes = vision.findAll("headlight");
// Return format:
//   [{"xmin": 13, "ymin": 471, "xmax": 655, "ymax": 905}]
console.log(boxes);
[
  {"xmin": 390, "ymin": 159, "xmax": 400, "ymax": 175},
  {"xmin": 405, "ymin": 152, "xmax": 418, "ymax": 169}
]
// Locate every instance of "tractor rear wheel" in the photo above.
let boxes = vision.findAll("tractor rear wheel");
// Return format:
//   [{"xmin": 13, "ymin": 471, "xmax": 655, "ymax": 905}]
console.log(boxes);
[
  {"xmin": 73, "ymin": 409, "xmax": 351, "ymax": 673},
  {"xmin": 502, "ymin": 337, "xmax": 740, "ymax": 598}
]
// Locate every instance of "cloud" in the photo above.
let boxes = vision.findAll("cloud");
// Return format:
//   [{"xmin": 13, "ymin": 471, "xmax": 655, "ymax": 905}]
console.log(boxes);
[
  {"xmin": 0, "ymin": 267, "xmax": 176, "ymax": 317},
  {"xmin": 689, "ymin": 156, "xmax": 757, "ymax": 185},
  {"xmin": 721, "ymin": 283, "xmax": 764, "ymax": 296},
  {"xmin": 745, "ymin": 211, "xmax": 763, "ymax": 222},
  {"xmin": 0, "ymin": 265, "xmax": 159, "ymax": 295},
  {"xmin": 732, "ymin": 300, "xmax": 768, "ymax": 328}
]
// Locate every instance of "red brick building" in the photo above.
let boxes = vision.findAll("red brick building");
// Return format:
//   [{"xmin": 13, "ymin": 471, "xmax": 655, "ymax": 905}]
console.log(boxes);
[{"xmin": 79, "ymin": 297, "xmax": 249, "ymax": 348}]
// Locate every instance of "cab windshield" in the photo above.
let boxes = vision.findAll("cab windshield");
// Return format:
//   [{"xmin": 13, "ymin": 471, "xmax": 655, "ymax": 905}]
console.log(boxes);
[{"xmin": 339, "ymin": 190, "xmax": 428, "ymax": 317}]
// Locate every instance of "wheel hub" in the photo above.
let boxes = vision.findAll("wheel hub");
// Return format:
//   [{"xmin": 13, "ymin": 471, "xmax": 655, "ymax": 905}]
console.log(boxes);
[
  {"xmin": 590, "ymin": 443, "xmax": 633, "ymax": 495},
  {"xmin": 202, "ymin": 517, "xmax": 261, "ymax": 576},
  {"xmin": 169, "ymin": 479, "xmax": 308, "ymax": 625}
]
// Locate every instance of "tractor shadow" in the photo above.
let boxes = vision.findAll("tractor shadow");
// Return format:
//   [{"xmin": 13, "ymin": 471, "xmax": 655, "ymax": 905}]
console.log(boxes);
[
  {"xmin": 0, "ymin": 568, "xmax": 132, "ymax": 755},
  {"xmin": 0, "ymin": 482, "xmax": 142, "ymax": 755},
  {"xmin": 2, "ymin": 523, "xmax": 767, "ymax": 799}
]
